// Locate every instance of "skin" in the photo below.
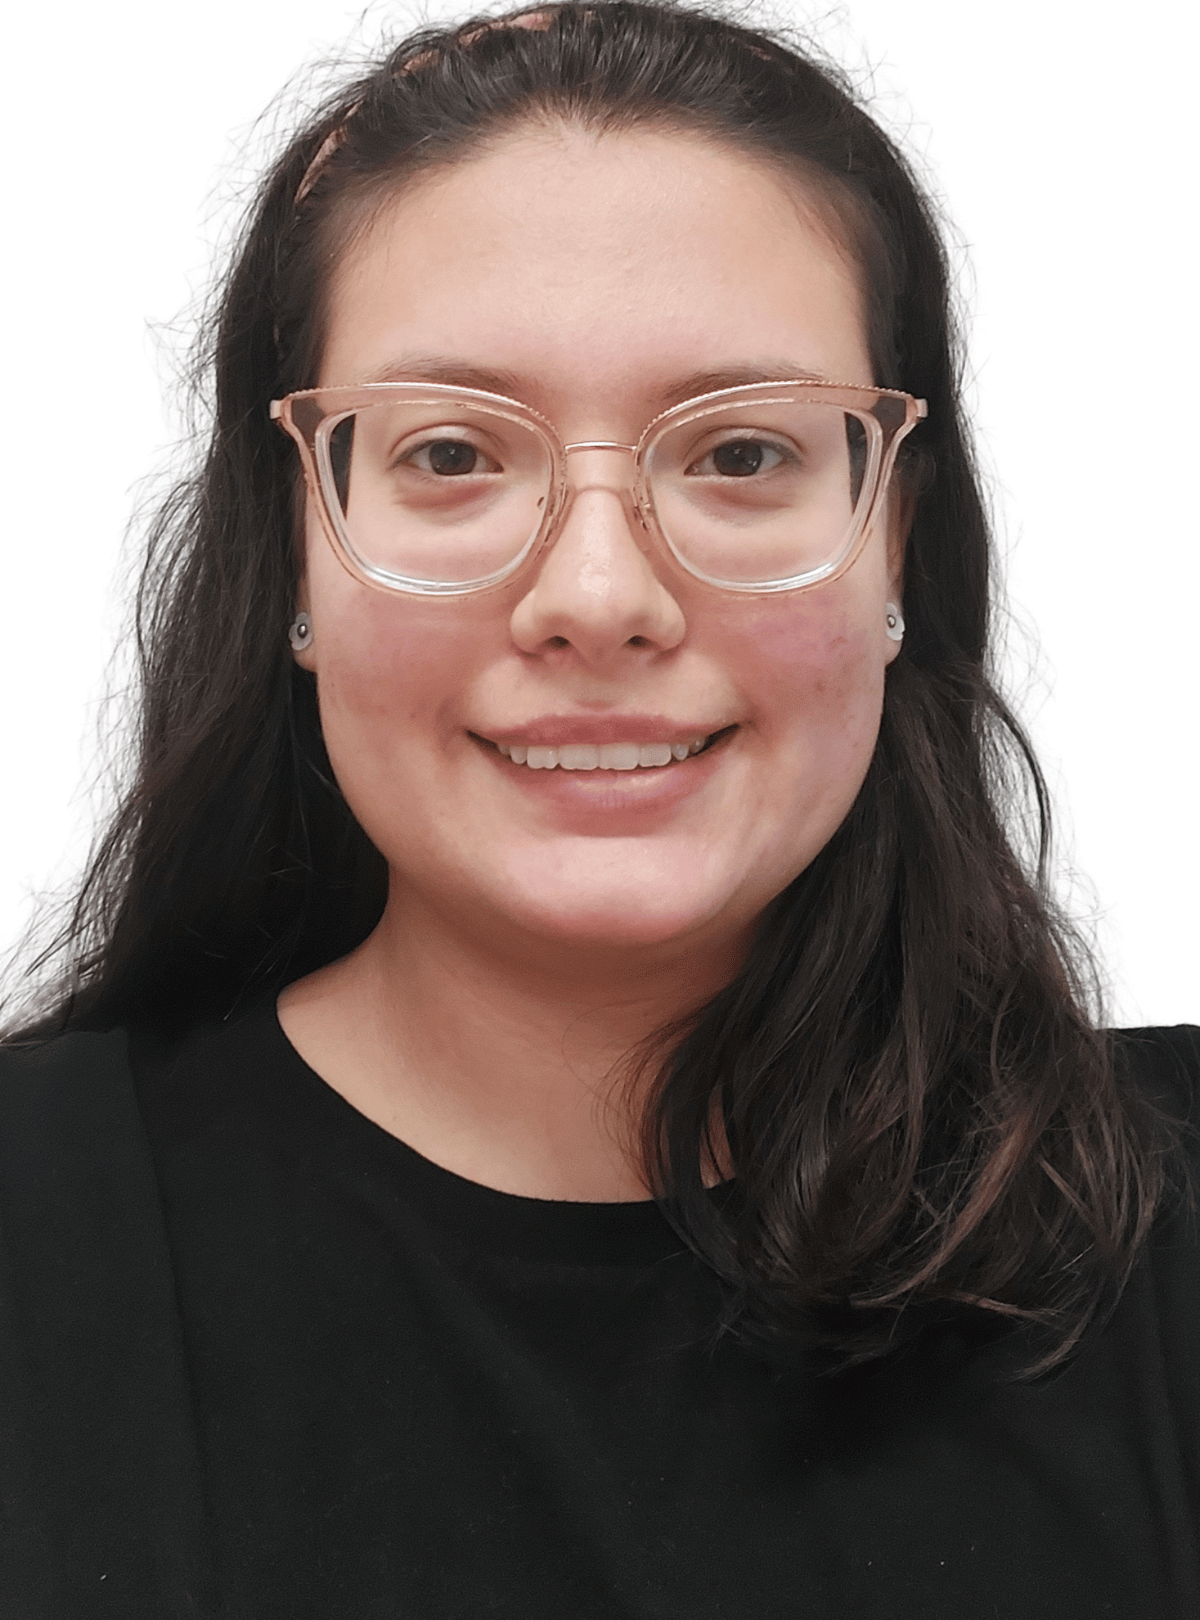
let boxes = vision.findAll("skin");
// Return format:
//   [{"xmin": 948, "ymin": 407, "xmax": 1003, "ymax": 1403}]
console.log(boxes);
[{"xmin": 278, "ymin": 123, "xmax": 908, "ymax": 1200}]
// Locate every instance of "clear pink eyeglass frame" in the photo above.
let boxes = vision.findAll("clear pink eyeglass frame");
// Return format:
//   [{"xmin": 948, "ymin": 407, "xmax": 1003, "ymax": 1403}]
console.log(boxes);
[{"xmin": 269, "ymin": 379, "xmax": 927, "ymax": 598}]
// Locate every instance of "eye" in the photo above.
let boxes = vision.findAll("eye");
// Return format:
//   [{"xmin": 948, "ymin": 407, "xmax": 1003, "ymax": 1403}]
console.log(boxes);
[
  {"xmin": 403, "ymin": 438, "xmax": 501, "ymax": 476},
  {"xmin": 686, "ymin": 437, "xmax": 790, "ymax": 478}
]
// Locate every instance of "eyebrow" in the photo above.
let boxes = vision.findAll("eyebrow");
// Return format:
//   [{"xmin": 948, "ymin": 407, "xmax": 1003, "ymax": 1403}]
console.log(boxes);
[
  {"xmin": 362, "ymin": 356, "xmax": 527, "ymax": 395},
  {"xmin": 358, "ymin": 355, "xmax": 831, "ymax": 410},
  {"xmin": 653, "ymin": 365, "xmax": 829, "ymax": 409}
]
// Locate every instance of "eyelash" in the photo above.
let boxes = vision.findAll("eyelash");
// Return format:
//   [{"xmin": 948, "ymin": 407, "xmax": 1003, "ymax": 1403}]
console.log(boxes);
[
  {"xmin": 684, "ymin": 437, "xmax": 793, "ymax": 477},
  {"xmin": 396, "ymin": 437, "xmax": 501, "ymax": 476}
]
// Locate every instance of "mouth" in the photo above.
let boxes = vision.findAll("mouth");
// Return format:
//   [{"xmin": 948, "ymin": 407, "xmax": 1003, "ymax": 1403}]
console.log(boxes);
[{"xmin": 481, "ymin": 727, "xmax": 736, "ymax": 771}]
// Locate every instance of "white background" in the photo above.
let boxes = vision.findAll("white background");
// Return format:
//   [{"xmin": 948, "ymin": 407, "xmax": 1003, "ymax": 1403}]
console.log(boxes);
[{"xmin": 1, "ymin": 1, "xmax": 1196, "ymax": 1026}]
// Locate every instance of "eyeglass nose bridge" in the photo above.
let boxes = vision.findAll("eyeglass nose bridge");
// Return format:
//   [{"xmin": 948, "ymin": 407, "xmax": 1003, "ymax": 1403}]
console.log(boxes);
[
  {"xmin": 562, "ymin": 440, "xmax": 637, "ymax": 453},
  {"xmin": 555, "ymin": 439, "xmax": 650, "ymax": 538}
]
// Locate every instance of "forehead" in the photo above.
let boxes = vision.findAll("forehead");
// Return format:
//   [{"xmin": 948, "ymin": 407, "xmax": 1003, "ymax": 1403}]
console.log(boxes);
[{"xmin": 319, "ymin": 123, "xmax": 873, "ymax": 415}]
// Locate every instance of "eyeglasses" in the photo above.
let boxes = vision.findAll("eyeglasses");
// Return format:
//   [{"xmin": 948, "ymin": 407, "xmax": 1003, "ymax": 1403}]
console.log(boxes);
[{"xmin": 270, "ymin": 379, "xmax": 926, "ymax": 597}]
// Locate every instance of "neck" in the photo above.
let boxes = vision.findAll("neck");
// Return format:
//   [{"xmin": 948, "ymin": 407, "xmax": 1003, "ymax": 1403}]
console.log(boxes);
[{"xmin": 277, "ymin": 886, "xmax": 744, "ymax": 1201}]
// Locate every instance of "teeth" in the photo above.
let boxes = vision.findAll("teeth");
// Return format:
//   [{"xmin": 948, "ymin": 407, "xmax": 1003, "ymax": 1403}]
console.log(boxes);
[
  {"xmin": 559, "ymin": 744, "xmax": 599, "ymax": 770},
  {"xmin": 600, "ymin": 743, "xmax": 639, "ymax": 771},
  {"xmin": 494, "ymin": 734, "xmax": 715, "ymax": 770}
]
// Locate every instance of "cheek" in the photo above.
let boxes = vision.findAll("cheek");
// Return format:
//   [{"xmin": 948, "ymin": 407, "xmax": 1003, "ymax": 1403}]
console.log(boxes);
[
  {"xmin": 310, "ymin": 588, "xmax": 486, "ymax": 797},
  {"xmin": 733, "ymin": 593, "xmax": 886, "ymax": 758},
  {"xmin": 326, "ymin": 606, "xmax": 437, "ymax": 728},
  {"xmin": 739, "ymin": 601, "xmax": 887, "ymax": 882},
  {"xmin": 303, "ymin": 501, "xmax": 497, "ymax": 738}
]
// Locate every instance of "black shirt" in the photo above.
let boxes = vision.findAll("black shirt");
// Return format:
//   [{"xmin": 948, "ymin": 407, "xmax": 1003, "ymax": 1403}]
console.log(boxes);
[
  {"xmin": 126, "ymin": 1006, "xmax": 1200, "ymax": 1619},
  {"xmin": 1, "ymin": 1008, "xmax": 1197, "ymax": 1618}
]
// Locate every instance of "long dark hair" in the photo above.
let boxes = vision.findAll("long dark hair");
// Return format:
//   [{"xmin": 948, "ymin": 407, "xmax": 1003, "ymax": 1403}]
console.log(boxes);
[{"xmin": 4, "ymin": 0, "xmax": 1180, "ymax": 1376}]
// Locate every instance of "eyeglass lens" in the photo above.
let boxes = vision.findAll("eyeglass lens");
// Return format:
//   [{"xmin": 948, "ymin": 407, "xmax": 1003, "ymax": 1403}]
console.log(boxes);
[{"xmin": 321, "ymin": 395, "xmax": 879, "ymax": 590}]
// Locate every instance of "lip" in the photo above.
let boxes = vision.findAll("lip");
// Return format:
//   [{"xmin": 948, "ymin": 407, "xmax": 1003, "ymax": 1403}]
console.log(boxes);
[
  {"xmin": 472, "ymin": 713, "xmax": 734, "ymax": 749},
  {"xmin": 470, "ymin": 721, "xmax": 736, "ymax": 832}
]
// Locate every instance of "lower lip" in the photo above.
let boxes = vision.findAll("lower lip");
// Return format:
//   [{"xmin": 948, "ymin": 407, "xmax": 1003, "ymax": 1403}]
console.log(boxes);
[{"xmin": 474, "ymin": 734, "xmax": 731, "ymax": 828}]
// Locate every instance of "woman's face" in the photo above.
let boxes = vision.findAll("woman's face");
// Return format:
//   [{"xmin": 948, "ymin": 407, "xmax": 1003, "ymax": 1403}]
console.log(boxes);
[{"xmin": 298, "ymin": 124, "xmax": 906, "ymax": 964}]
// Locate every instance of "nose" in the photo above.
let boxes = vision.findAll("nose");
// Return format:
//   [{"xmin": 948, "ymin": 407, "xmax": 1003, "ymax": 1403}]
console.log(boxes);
[{"xmin": 508, "ymin": 449, "xmax": 686, "ymax": 665}]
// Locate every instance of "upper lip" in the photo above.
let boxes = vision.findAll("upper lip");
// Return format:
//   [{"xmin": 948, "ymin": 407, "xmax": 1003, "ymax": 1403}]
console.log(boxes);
[{"xmin": 473, "ymin": 714, "xmax": 733, "ymax": 748}]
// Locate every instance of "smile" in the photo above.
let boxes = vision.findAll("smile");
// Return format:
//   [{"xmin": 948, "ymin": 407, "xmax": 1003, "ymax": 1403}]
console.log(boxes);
[{"xmin": 491, "ymin": 732, "xmax": 727, "ymax": 770}]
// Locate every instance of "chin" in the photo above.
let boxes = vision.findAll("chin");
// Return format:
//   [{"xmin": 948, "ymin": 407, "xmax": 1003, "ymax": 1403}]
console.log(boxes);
[{"xmin": 495, "ymin": 878, "xmax": 745, "ymax": 956}]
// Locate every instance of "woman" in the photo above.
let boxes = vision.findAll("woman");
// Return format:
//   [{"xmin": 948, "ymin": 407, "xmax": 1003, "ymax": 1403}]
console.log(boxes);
[{"xmin": 1, "ymin": 3, "xmax": 1196, "ymax": 1616}]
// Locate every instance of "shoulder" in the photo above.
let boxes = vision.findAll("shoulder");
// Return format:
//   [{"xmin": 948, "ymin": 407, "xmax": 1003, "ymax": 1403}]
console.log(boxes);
[
  {"xmin": 1104, "ymin": 1027, "xmax": 1200, "ymax": 1412},
  {"xmin": 1114, "ymin": 1017, "xmax": 1198, "ymax": 1095},
  {"xmin": 0, "ymin": 1025, "xmax": 132, "ymax": 1084},
  {"xmin": 0, "ymin": 1027, "xmax": 136, "ymax": 1149},
  {"xmin": 0, "ymin": 1028, "xmax": 154, "ymax": 1246},
  {"xmin": 1111, "ymin": 1022, "xmax": 1200, "ymax": 1115},
  {"xmin": 0, "ymin": 1030, "xmax": 222, "ymax": 1610},
  {"xmin": 1108, "ymin": 1027, "xmax": 1200, "ymax": 1246},
  {"xmin": 0, "ymin": 1026, "xmax": 181, "ymax": 1422}
]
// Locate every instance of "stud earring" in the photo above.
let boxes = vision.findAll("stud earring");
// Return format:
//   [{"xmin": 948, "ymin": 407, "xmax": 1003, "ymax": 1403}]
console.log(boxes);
[
  {"xmin": 885, "ymin": 603, "xmax": 905, "ymax": 642},
  {"xmin": 288, "ymin": 612, "xmax": 313, "ymax": 652}
]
